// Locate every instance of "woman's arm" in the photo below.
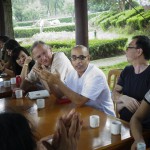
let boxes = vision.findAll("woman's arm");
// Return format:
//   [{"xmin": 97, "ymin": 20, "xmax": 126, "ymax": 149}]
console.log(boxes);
[
  {"xmin": 20, "ymin": 56, "xmax": 32, "ymax": 83},
  {"xmin": 0, "ymin": 62, "xmax": 14, "ymax": 77}
]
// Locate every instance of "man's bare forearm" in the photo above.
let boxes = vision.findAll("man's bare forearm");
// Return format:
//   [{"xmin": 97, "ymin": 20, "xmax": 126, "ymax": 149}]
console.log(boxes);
[
  {"xmin": 130, "ymin": 116, "xmax": 144, "ymax": 143},
  {"xmin": 50, "ymin": 80, "xmax": 88, "ymax": 106},
  {"xmin": 113, "ymin": 89, "xmax": 123, "ymax": 103}
]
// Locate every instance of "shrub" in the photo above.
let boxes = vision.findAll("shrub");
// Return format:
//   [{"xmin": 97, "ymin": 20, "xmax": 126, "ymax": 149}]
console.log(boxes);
[
  {"xmin": 116, "ymin": 6, "xmax": 144, "ymax": 27},
  {"xmin": 126, "ymin": 13, "xmax": 144, "ymax": 30},
  {"xmin": 100, "ymin": 18, "xmax": 111, "ymax": 31},
  {"xmin": 16, "ymin": 21, "xmax": 34, "ymax": 27},
  {"xmin": 14, "ymin": 24, "xmax": 75, "ymax": 38},
  {"xmin": 89, "ymin": 38, "xmax": 127, "ymax": 60},
  {"xmin": 59, "ymin": 17, "xmax": 72, "ymax": 23},
  {"xmin": 95, "ymin": 11, "xmax": 111, "ymax": 26},
  {"xmin": 99, "ymin": 12, "xmax": 118, "ymax": 29},
  {"xmin": 109, "ymin": 12, "xmax": 125, "ymax": 27},
  {"xmin": 138, "ymin": 10, "xmax": 150, "ymax": 30},
  {"xmin": 23, "ymin": 38, "xmax": 127, "ymax": 60}
]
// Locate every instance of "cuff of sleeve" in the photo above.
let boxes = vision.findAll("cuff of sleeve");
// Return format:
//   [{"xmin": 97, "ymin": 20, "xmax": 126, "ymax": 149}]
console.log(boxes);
[
  {"xmin": 144, "ymin": 90, "xmax": 150, "ymax": 104},
  {"xmin": 144, "ymin": 98, "xmax": 150, "ymax": 105}
]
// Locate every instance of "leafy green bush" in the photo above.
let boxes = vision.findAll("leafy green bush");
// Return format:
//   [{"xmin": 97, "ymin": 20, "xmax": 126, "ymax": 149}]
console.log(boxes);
[
  {"xmin": 126, "ymin": 10, "xmax": 150, "ymax": 30},
  {"xmin": 89, "ymin": 38, "xmax": 127, "ymax": 60},
  {"xmin": 138, "ymin": 10, "xmax": 150, "ymax": 30},
  {"xmin": 23, "ymin": 38, "xmax": 127, "ymax": 60},
  {"xmin": 16, "ymin": 21, "xmax": 34, "ymax": 27},
  {"xmin": 46, "ymin": 40, "xmax": 75, "ymax": 49},
  {"xmin": 98, "ymin": 12, "xmax": 118, "ymax": 30},
  {"xmin": 109, "ymin": 12, "xmax": 125, "ymax": 27},
  {"xmin": 59, "ymin": 17, "xmax": 72, "ymax": 23},
  {"xmin": 14, "ymin": 24, "xmax": 75, "ymax": 38},
  {"xmin": 116, "ymin": 7, "xmax": 144, "ymax": 27},
  {"xmin": 94, "ymin": 11, "xmax": 111, "ymax": 26},
  {"xmin": 91, "ymin": 6, "xmax": 146, "ymax": 31},
  {"xmin": 126, "ymin": 13, "xmax": 144, "ymax": 30}
]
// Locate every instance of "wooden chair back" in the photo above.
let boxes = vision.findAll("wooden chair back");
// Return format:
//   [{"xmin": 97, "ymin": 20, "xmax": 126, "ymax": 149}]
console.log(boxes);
[
  {"xmin": 107, "ymin": 69, "xmax": 122, "ymax": 118},
  {"xmin": 107, "ymin": 69, "xmax": 122, "ymax": 91}
]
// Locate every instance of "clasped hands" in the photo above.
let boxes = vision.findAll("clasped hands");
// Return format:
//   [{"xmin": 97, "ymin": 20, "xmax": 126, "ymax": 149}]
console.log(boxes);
[
  {"xmin": 119, "ymin": 95, "xmax": 140, "ymax": 113},
  {"xmin": 33, "ymin": 65, "xmax": 60, "ymax": 85},
  {"xmin": 38, "ymin": 109, "xmax": 82, "ymax": 150}
]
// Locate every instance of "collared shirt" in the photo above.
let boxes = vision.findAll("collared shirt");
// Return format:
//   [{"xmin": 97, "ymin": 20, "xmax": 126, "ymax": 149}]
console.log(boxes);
[
  {"xmin": 26, "ymin": 52, "xmax": 73, "ymax": 91},
  {"xmin": 65, "ymin": 63, "xmax": 115, "ymax": 116}
]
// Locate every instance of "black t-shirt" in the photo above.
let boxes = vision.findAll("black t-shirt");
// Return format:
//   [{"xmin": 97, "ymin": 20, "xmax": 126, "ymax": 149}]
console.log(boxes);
[{"xmin": 117, "ymin": 65, "xmax": 150, "ymax": 122}]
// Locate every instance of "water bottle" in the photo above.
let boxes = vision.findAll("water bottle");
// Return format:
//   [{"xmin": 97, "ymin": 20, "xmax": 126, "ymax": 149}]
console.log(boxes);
[
  {"xmin": 16, "ymin": 75, "xmax": 22, "ymax": 87},
  {"xmin": 137, "ymin": 142, "xmax": 146, "ymax": 150}
]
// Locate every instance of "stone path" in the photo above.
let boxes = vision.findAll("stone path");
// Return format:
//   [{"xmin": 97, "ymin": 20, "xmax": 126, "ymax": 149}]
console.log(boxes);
[{"xmin": 91, "ymin": 55, "xmax": 127, "ymax": 67}]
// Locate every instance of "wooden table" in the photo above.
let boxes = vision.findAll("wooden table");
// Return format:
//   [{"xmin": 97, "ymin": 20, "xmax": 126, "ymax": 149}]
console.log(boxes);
[{"xmin": 0, "ymin": 95, "xmax": 133, "ymax": 150}]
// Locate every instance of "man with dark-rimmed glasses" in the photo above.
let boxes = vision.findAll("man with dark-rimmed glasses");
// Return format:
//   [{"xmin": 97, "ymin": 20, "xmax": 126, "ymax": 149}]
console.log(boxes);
[
  {"xmin": 34, "ymin": 45, "xmax": 115, "ymax": 116},
  {"xmin": 113, "ymin": 35, "xmax": 150, "ymax": 124}
]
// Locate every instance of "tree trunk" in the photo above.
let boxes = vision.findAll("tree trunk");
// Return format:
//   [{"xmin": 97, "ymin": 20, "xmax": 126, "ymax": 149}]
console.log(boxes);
[
  {"xmin": 2, "ymin": 0, "xmax": 14, "ymax": 38},
  {"xmin": 129, "ymin": 0, "xmax": 132, "ymax": 10},
  {"xmin": 119, "ymin": 0, "xmax": 126, "ymax": 11},
  {"xmin": 0, "ymin": 0, "xmax": 5, "ymax": 35}
]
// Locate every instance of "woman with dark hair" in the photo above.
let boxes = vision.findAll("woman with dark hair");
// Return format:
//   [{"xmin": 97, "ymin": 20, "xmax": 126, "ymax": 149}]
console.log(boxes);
[
  {"xmin": 0, "ymin": 112, "xmax": 37, "ymax": 150},
  {"xmin": 5, "ymin": 39, "xmax": 20, "ymax": 56},
  {"xmin": 0, "ymin": 35, "xmax": 10, "ymax": 60},
  {"xmin": 0, "ymin": 110, "xmax": 81, "ymax": 150},
  {"xmin": 11, "ymin": 46, "xmax": 35, "ymax": 81},
  {"xmin": 0, "ymin": 39, "xmax": 20, "ymax": 76}
]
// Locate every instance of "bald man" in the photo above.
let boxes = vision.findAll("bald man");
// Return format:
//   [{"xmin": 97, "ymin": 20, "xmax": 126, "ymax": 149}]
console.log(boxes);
[{"xmin": 34, "ymin": 45, "xmax": 115, "ymax": 116}]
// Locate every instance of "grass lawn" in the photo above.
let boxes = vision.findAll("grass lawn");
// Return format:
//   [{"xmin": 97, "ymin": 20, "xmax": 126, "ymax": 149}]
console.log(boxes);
[{"xmin": 100, "ymin": 61, "xmax": 129, "ymax": 77}]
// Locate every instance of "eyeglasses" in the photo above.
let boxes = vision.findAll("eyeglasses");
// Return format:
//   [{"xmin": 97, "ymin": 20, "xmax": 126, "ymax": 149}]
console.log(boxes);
[
  {"xmin": 126, "ymin": 46, "xmax": 138, "ymax": 50},
  {"xmin": 70, "ymin": 55, "xmax": 88, "ymax": 61}
]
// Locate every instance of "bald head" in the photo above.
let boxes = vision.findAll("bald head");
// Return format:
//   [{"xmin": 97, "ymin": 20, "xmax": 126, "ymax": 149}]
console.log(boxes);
[
  {"xmin": 71, "ymin": 45, "xmax": 89, "ymax": 56},
  {"xmin": 71, "ymin": 45, "xmax": 90, "ymax": 77}
]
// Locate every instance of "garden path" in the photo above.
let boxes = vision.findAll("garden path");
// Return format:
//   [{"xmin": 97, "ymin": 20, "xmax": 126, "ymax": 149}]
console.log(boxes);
[{"xmin": 91, "ymin": 54, "xmax": 127, "ymax": 67}]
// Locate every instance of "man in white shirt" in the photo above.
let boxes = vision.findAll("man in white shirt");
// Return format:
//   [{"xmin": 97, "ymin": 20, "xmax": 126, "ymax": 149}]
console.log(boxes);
[
  {"xmin": 34, "ymin": 45, "xmax": 115, "ymax": 116},
  {"xmin": 21, "ymin": 41, "xmax": 73, "ymax": 91}
]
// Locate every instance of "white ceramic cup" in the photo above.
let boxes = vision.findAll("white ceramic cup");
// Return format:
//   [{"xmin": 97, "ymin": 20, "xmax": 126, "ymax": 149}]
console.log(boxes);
[
  {"xmin": 111, "ymin": 121, "xmax": 121, "ymax": 135},
  {"xmin": 3, "ymin": 80, "xmax": 11, "ymax": 87},
  {"xmin": 10, "ymin": 77, "xmax": 16, "ymax": 84},
  {"xmin": 37, "ymin": 99, "xmax": 45, "ymax": 109},
  {"xmin": 89, "ymin": 115, "xmax": 100, "ymax": 128},
  {"xmin": 15, "ymin": 89, "xmax": 23, "ymax": 99},
  {"xmin": 137, "ymin": 142, "xmax": 146, "ymax": 150}
]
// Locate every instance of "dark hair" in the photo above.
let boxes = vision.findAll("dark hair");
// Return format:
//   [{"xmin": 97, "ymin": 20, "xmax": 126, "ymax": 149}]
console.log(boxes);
[
  {"xmin": 31, "ymin": 41, "xmax": 51, "ymax": 53},
  {"xmin": 0, "ymin": 112, "xmax": 37, "ymax": 150},
  {"xmin": 132, "ymin": 35, "xmax": 150, "ymax": 60},
  {"xmin": 0, "ymin": 36, "xmax": 10, "ymax": 60},
  {"xmin": 4, "ymin": 39, "xmax": 20, "ymax": 51},
  {"xmin": 0, "ymin": 36, "xmax": 9, "ymax": 43},
  {"xmin": 11, "ymin": 46, "xmax": 35, "ymax": 75}
]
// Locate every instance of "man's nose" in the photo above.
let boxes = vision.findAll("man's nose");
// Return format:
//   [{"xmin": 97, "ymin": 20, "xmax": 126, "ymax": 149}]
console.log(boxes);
[
  {"xmin": 76, "ymin": 58, "xmax": 82, "ymax": 63},
  {"xmin": 41, "ymin": 55, "xmax": 46, "ymax": 61}
]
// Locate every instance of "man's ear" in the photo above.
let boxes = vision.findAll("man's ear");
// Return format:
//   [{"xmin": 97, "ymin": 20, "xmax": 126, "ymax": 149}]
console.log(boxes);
[{"xmin": 137, "ymin": 48, "xmax": 143, "ymax": 56}]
